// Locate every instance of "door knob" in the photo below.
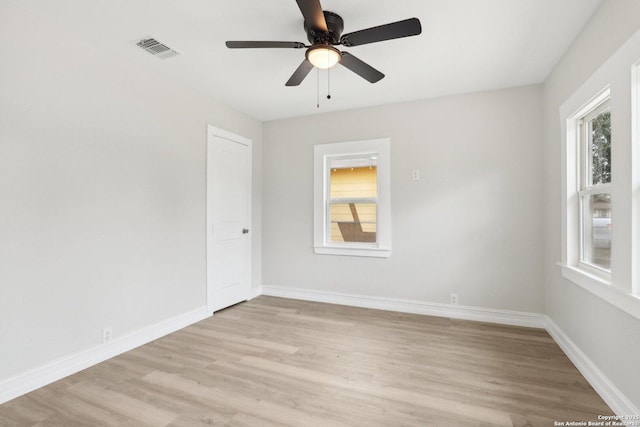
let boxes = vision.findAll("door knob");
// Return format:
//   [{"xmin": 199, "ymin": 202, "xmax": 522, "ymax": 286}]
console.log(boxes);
[{"xmin": 242, "ymin": 228, "xmax": 250, "ymax": 234}]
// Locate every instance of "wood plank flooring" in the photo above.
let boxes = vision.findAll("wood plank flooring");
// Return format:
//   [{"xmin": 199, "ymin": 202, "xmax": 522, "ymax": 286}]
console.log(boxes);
[{"xmin": 0, "ymin": 296, "xmax": 613, "ymax": 426}]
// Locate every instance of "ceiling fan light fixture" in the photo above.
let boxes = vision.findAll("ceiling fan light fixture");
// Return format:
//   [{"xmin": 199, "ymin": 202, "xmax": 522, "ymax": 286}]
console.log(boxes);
[{"xmin": 306, "ymin": 45, "xmax": 341, "ymax": 69}]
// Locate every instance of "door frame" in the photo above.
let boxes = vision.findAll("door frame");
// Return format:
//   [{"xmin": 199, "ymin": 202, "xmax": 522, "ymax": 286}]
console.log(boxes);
[{"xmin": 206, "ymin": 125, "xmax": 252, "ymax": 314}]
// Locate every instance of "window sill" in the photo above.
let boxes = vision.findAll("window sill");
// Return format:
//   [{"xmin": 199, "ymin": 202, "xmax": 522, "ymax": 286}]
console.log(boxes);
[
  {"xmin": 559, "ymin": 263, "xmax": 640, "ymax": 321},
  {"xmin": 314, "ymin": 245, "xmax": 391, "ymax": 258}
]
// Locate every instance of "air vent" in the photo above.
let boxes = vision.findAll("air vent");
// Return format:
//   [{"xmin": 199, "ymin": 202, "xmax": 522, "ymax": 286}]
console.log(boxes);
[{"xmin": 136, "ymin": 38, "xmax": 179, "ymax": 59}]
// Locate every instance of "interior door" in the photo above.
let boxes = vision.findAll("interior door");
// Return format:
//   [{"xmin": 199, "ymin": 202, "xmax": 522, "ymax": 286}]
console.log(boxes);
[{"xmin": 207, "ymin": 126, "xmax": 252, "ymax": 313}]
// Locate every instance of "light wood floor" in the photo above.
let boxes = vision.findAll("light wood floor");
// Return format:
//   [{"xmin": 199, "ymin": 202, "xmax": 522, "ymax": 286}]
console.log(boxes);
[{"xmin": 0, "ymin": 296, "xmax": 612, "ymax": 426}]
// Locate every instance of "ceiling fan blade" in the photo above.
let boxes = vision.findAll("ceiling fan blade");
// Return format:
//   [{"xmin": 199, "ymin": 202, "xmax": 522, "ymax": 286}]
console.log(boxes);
[
  {"xmin": 286, "ymin": 59, "xmax": 314, "ymax": 86},
  {"xmin": 340, "ymin": 18, "xmax": 422, "ymax": 47},
  {"xmin": 295, "ymin": 0, "xmax": 328, "ymax": 33},
  {"xmin": 226, "ymin": 41, "xmax": 306, "ymax": 49},
  {"xmin": 339, "ymin": 52, "xmax": 384, "ymax": 83}
]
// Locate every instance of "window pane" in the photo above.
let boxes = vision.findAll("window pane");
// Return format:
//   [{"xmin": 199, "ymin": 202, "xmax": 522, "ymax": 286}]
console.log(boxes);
[
  {"xmin": 330, "ymin": 162, "xmax": 377, "ymax": 199},
  {"xmin": 581, "ymin": 193, "xmax": 611, "ymax": 270},
  {"xmin": 329, "ymin": 203, "xmax": 376, "ymax": 243},
  {"xmin": 589, "ymin": 110, "xmax": 611, "ymax": 185}
]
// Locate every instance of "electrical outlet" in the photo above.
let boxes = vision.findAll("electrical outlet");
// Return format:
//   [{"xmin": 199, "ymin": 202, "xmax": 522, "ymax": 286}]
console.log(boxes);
[
  {"xmin": 102, "ymin": 327, "xmax": 113, "ymax": 344},
  {"xmin": 450, "ymin": 293, "xmax": 459, "ymax": 305},
  {"xmin": 411, "ymin": 169, "xmax": 420, "ymax": 181}
]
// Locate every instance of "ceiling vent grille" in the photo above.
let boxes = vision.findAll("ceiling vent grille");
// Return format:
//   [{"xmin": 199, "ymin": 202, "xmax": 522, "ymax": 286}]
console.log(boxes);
[{"xmin": 136, "ymin": 38, "xmax": 179, "ymax": 59}]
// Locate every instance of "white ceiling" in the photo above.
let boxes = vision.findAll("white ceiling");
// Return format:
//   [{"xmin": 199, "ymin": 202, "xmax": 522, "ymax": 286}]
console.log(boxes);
[{"xmin": 10, "ymin": 0, "xmax": 602, "ymax": 121}]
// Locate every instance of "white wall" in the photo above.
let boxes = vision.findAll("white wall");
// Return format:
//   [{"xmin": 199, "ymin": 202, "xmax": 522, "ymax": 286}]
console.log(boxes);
[
  {"xmin": 263, "ymin": 85, "xmax": 544, "ymax": 314},
  {"xmin": 543, "ymin": 0, "xmax": 640, "ymax": 410},
  {"xmin": 0, "ymin": 1, "xmax": 262, "ymax": 383}
]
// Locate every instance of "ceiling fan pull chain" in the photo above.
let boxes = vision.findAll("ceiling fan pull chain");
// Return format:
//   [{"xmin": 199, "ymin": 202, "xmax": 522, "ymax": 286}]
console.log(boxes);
[
  {"xmin": 316, "ymin": 67, "xmax": 320, "ymax": 108},
  {"xmin": 327, "ymin": 64, "xmax": 331, "ymax": 100},
  {"xmin": 327, "ymin": 49, "xmax": 332, "ymax": 100}
]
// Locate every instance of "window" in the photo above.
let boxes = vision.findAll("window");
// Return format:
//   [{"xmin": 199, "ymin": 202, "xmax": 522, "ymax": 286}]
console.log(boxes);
[
  {"xmin": 578, "ymin": 100, "xmax": 612, "ymax": 273},
  {"xmin": 634, "ymin": 61, "xmax": 640, "ymax": 297},
  {"xmin": 562, "ymin": 87, "xmax": 612, "ymax": 286},
  {"xmin": 328, "ymin": 157, "xmax": 378, "ymax": 243},
  {"xmin": 313, "ymin": 139, "xmax": 391, "ymax": 257}
]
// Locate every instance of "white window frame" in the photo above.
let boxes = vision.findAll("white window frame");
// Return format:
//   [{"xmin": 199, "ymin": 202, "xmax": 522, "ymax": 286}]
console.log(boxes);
[
  {"xmin": 313, "ymin": 138, "xmax": 391, "ymax": 258},
  {"xmin": 633, "ymin": 60, "xmax": 640, "ymax": 297},
  {"xmin": 564, "ymin": 88, "xmax": 612, "ymax": 285},
  {"xmin": 577, "ymin": 98, "xmax": 612, "ymax": 277}
]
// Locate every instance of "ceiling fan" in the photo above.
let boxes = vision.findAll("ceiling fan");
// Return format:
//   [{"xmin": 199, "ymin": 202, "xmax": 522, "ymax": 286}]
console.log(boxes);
[{"xmin": 225, "ymin": 0, "xmax": 422, "ymax": 86}]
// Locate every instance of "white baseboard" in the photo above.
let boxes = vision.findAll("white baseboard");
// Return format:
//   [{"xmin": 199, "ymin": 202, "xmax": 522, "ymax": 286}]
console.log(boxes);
[
  {"xmin": 262, "ymin": 285, "xmax": 638, "ymax": 417},
  {"xmin": 0, "ymin": 306, "xmax": 210, "ymax": 405},
  {"xmin": 545, "ymin": 317, "xmax": 639, "ymax": 417},
  {"xmin": 261, "ymin": 285, "xmax": 546, "ymax": 328}
]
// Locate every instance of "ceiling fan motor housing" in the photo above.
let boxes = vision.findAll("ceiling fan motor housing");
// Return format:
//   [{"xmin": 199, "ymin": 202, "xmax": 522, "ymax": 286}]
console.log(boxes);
[{"xmin": 305, "ymin": 11, "xmax": 344, "ymax": 45}]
